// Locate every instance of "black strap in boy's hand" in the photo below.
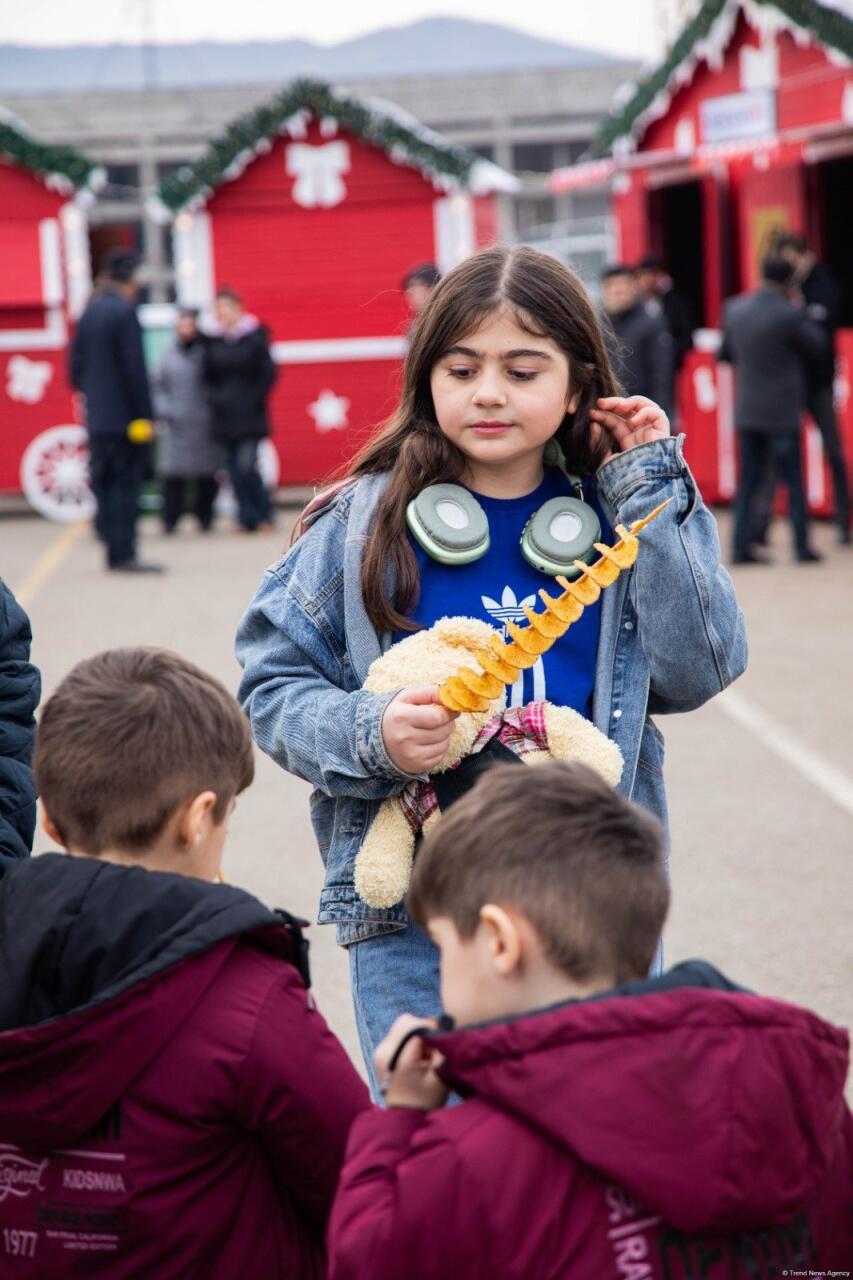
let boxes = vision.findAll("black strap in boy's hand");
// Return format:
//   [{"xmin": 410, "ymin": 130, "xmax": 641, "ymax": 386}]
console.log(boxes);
[{"xmin": 432, "ymin": 736, "xmax": 523, "ymax": 814}]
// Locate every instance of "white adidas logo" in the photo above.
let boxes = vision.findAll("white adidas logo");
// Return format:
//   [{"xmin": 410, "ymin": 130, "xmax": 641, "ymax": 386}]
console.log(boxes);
[{"xmin": 481, "ymin": 586, "xmax": 546, "ymax": 705}]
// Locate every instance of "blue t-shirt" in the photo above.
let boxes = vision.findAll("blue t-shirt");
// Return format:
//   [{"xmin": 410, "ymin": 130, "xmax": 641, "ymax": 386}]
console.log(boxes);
[{"xmin": 398, "ymin": 469, "xmax": 610, "ymax": 717}]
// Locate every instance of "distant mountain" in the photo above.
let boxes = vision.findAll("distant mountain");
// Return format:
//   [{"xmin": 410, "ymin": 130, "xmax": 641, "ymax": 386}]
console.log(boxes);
[{"xmin": 0, "ymin": 18, "xmax": 617, "ymax": 94}]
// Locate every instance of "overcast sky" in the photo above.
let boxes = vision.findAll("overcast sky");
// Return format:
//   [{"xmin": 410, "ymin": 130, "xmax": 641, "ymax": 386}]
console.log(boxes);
[{"xmin": 2, "ymin": 0, "xmax": 667, "ymax": 59}]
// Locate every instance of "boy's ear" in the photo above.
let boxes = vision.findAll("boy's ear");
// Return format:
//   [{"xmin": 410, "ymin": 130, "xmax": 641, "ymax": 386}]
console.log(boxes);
[
  {"xmin": 176, "ymin": 791, "xmax": 218, "ymax": 851},
  {"xmin": 479, "ymin": 904, "xmax": 524, "ymax": 978},
  {"xmin": 41, "ymin": 808, "xmax": 65, "ymax": 849}
]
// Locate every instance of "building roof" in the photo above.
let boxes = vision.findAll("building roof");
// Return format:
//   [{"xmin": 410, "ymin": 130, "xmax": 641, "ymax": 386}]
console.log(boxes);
[
  {"xmin": 591, "ymin": 0, "xmax": 853, "ymax": 158},
  {"xmin": 155, "ymin": 77, "xmax": 518, "ymax": 215},
  {"xmin": 0, "ymin": 108, "xmax": 100, "ymax": 194}
]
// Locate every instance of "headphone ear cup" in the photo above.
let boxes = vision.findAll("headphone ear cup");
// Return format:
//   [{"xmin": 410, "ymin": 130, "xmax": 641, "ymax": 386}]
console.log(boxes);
[
  {"xmin": 406, "ymin": 485, "xmax": 490, "ymax": 565},
  {"xmin": 520, "ymin": 497, "xmax": 601, "ymax": 578}
]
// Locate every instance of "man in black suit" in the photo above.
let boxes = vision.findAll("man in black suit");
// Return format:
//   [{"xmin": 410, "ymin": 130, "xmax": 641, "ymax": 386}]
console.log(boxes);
[
  {"xmin": 720, "ymin": 256, "xmax": 828, "ymax": 564},
  {"xmin": 777, "ymin": 232, "xmax": 850, "ymax": 544},
  {"xmin": 70, "ymin": 250, "xmax": 163, "ymax": 573}
]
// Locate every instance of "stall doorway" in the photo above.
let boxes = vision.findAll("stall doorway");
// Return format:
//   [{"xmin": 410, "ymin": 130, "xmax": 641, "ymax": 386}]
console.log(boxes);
[
  {"xmin": 649, "ymin": 180, "xmax": 706, "ymax": 332},
  {"xmin": 815, "ymin": 155, "xmax": 853, "ymax": 326}
]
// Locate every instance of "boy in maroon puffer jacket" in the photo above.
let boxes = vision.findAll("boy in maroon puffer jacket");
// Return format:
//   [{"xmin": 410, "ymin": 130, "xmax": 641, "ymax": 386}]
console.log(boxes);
[
  {"xmin": 0, "ymin": 648, "xmax": 369, "ymax": 1279},
  {"xmin": 329, "ymin": 761, "xmax": 851, "ymax": 1278}
]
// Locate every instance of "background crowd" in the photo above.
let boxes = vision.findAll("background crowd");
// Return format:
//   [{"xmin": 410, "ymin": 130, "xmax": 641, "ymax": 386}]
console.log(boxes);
[{"xmin": 69, "ymin": 250, "xmax": 279, "ymax": 574}]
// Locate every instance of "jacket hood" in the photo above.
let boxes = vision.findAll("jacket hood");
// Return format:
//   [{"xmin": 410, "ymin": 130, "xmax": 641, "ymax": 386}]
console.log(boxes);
[
  {"xmin": 204, "ymin": 314, "xmax": 262, "ymax": 341},
  {"xmin": 431, "ymin": 961, "xmax": 849, "ymax": 1234},
  {"xmin": 0, "ymin": 854, "xmax": 283, "ymax": 1148}
]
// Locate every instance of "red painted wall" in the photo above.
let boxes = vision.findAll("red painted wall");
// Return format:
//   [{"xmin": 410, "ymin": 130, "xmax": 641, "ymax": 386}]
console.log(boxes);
[
  {"xmin": 275, "ymin": 359, "xmax": 403, "ymax": 486},
  {"xmin": 613, "ymin": 174, "xmax": 650, "ymax": 265},
  {"xmin": 640, "ymin": 13, "xmax": 850, "ymax": 153},
  {"xmin": 209, "ymin": 122, "xmax": 437, "ymax": 341},
  {"xmin": 0, "ymin": 350, "xmax": 75, "ymax": 491},
  {"xmin": 207, "ymin": 120, "xmax": 483, "ymax": 484},
  {"xmin": 606, "ymin": 9, "xmax": 853, "ymax": 518},
  {"xmin": 473, "ymin": 194, "xmax": 500, "ymax": 248},
  {"xmin": 732, "ymin": 160, "xmax": 805, "ymax": 290},
  {"xmin": 0, "ymin": 163, "xmax": 77, "ymax": 492},
  {"xmin": 0, "ymin": 163, "xmax": 64, "ymax": 309}
]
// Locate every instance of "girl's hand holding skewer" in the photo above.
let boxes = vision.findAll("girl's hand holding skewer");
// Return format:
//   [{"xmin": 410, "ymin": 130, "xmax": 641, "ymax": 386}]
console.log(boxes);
[{"xmin": 381, "ymin": 686, "xmax": 459, "ymax": 775}]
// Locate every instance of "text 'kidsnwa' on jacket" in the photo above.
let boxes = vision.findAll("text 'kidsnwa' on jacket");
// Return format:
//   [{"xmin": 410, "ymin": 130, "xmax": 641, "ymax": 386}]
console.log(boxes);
[
  {"xmin": 328, "ymin": 962, "xmax": 852, "ymax": 1279},
  {"xmin": 0, "ymin": 855, "xmax": 369, "ymax": 1279}
]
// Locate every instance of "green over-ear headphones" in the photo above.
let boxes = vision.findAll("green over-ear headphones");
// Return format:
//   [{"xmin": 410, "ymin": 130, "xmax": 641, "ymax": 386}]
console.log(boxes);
[{"xmin": 405, "ymin": 439, "xmax": 601, "ymax": 579}]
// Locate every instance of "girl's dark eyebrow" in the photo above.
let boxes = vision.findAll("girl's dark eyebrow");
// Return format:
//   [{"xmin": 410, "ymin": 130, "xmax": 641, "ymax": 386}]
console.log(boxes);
[{"xmin": 442, "ymin": 346, "xmax": 553, "ymax": 361}]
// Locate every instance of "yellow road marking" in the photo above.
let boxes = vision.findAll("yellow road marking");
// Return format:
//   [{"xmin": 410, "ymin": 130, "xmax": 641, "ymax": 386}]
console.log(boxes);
[{"xmin": 13, "ymin": 520, "xmax": 88, "ymax": 609}]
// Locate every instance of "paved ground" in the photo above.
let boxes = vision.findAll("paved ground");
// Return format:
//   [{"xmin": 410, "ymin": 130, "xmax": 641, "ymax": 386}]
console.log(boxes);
[{"xmin": 7, "ymin": 503, "xmax": 853, "ymax": 1083}]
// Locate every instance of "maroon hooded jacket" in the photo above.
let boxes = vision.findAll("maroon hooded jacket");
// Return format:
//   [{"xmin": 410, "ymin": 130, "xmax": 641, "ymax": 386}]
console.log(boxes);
[
  {"xmin": 329, "ymin": 962, "xmax": 852, "ymax": 1278},
  {"xmin": 0, "ymin": 854, "xmax": 369, "ymax": 1278}
]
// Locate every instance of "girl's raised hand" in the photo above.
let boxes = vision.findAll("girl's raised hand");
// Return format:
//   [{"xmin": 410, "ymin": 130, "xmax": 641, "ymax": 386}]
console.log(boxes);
[
  {"xmin": 381, "ymin": 686, "xmax": 459, "ymax": 776},
  {"xmin": 589, "ymin": 396, "xmax": 671, "ymax": 464}
]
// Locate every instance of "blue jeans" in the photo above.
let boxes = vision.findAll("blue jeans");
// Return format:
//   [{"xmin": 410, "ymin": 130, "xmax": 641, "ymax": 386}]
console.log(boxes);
[
  {"xmin": 225, "ymin": 439, "xmax": 271, "ymax": 531},
  {"xmin": 349, "ymin": 922, "xmax": 665, "ymax": 1098},
  {"xmin": 349, "ymin": 923, "xmax": 442, "ymax": 1100}
]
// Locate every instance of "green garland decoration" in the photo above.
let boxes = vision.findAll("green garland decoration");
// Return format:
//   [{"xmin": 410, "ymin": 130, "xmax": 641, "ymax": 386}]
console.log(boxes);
[
  {"xmin": 0, "ymin": 119, "xmax": 96, "ymax": 189},
  {"xmin": 158, "ymin": 78, "xmax": 479, "ymax": 212},
  {"xmin": 592, "ymin": 0, "xmax": 853, "ymax": 158}
]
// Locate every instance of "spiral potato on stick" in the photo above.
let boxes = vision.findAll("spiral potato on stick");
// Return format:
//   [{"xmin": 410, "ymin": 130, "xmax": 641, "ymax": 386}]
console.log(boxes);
[{"xmin": 438, "ymin": 499, "xmax": 671, "ymax": 713}]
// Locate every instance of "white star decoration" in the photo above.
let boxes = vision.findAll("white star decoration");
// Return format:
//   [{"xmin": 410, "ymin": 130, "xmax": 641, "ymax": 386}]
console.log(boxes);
[{"xmin": 307, "ymin": 389, "xmax": 350, "ymax": 432}]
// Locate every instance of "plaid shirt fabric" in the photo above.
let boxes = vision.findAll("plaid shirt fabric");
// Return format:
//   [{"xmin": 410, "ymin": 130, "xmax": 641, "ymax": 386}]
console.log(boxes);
[{"xmin": 398, "ymin": 702, "xmax": 550, "ymax": 836}]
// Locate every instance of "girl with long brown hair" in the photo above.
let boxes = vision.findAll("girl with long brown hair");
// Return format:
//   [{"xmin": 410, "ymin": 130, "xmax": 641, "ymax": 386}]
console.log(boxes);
[{"xmin": 236, "ymin": 245, "xmax": 746, "ymax": 1096}]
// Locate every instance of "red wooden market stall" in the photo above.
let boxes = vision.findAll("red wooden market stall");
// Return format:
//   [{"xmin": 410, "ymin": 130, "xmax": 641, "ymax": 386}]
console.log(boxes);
[
  {"xmin": 0, "ymin": 114, "xmax": 96, "ymax": 517},
  {"xmin": 155, "ymin": 79, "xmax": 517, "ymax": 488},
  {"xmin": 549, "ymin": 0, "xmax": 853, "ymax": 517}
]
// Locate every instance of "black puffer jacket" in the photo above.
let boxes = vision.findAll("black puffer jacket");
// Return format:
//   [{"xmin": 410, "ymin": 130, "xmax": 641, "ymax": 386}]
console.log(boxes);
[
  {"xmin": 0, "ymin": 581, "xmax": 41, "ymax": 867},
  {"xmin": 203, "ymin": 320, "xmax": 277, "ymax": 443}
]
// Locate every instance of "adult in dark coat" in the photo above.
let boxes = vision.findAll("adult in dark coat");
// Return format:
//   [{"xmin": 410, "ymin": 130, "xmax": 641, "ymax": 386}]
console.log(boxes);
[
  {"xmin": 0, "ymin": 580, "xmax": 40, "ymax": 869},
  {"xmin": 203, "ymin": 287, "xmax": 277, "ymax": 533},
  {"xmin": 600, "ymin": 264, "xmax": 674, "ymax": 419},
  {"xmin": 153, "ymin": 309, "xmax": 224, "ymax": 533},
  {"xmin": 719, "ymin": 256, "xmax": 828, "ymax": 564},
  {"xmin": 777, "ymin": 232, "xmax": 850, "ymax": 543},
  {"xmin": 636, "ymin": 255, "xmax": 693, "ymax": 373},
  {"xmin": 69, "ymin": 250, "xmax": 163, "ymax": 573}
]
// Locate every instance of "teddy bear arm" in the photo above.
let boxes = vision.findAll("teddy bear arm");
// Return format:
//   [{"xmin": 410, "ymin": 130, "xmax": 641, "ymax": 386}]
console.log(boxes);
[{"xmin": 354, "ymin": 798, "xmax": 417, "ymax": 910}]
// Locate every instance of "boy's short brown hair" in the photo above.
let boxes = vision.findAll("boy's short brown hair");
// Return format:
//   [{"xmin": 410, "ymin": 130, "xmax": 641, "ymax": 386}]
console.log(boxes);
[
  {"xmin": 408, "ymin": 761, "xmax": 669, "ymax": 984},
  {"xmin": 35, "ymin": 648, "xmax": 254, "ymax": 854}
]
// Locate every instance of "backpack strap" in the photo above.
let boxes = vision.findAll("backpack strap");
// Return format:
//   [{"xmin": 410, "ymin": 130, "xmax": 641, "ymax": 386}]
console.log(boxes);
[{"xmin": 294, "ymin": 479, "xmax": 355, "ymax": 540}]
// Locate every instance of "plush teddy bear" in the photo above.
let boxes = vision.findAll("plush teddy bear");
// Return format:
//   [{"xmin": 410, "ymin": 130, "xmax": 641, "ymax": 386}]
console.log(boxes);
[{"xmin": 354, "ymin": 616, "xmax": 623, "ymax": 909}]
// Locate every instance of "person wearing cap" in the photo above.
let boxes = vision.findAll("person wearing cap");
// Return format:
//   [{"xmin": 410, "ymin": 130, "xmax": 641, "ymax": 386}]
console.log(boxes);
[{"xmin": 70, "ymin": 249, "xmax": 163, "ymax": 573}]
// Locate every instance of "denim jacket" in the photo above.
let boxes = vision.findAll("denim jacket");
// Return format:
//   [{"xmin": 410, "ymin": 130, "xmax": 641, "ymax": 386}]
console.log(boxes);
[{"xmin": 236, "ymin": 436, "xmax": 747, "ymax": 945}]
